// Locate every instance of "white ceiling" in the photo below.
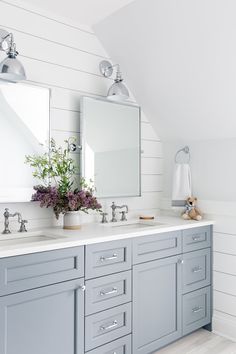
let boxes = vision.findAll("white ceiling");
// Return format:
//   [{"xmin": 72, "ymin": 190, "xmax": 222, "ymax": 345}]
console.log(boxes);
[
  {"xmin": 95, "ymin": 0, "xmax": 236, "ymax": 141},
  {"xmin": 23, "ymin": 0, "xmax": 135, "ymax": 26}
]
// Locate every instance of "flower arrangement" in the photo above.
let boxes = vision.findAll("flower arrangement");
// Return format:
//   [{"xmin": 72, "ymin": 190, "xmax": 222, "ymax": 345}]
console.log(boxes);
[{"xmin": 25, "ymin": 138, "xmax": 101, "ymax": 220}]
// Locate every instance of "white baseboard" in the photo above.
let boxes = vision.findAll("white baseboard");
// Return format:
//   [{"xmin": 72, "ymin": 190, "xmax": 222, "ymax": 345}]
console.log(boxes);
[{"xmin": 213, "ymin": 311, "xmax": 236, "ymax": 342}]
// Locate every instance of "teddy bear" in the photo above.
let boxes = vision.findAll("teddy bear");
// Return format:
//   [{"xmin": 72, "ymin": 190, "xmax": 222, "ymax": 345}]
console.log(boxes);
[{"xmin": 182, "ymin": 197, "xmax": 203, "ymax": 221}]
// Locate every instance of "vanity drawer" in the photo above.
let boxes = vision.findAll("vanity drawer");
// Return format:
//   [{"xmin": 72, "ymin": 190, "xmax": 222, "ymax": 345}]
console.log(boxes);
[
  {"xmin": 85, "ymin": 303, "xmax": 131, "ymax": 351},
  {"xmin": 85, "ymin": 240, "xmax": 132, "ymax": 279},
  {"xmin": 183, "ymin": 226, "xmax": 211, "ymax": 252},
  {"xmin": 133, "ymin": 231, "xmax": 182, "ymax": 264},
  {"xmin": 183, "ymin": 248, "xmax": 211, "ymax": 294},
  {"xmin": 85, "ymin": 270, "xmax": 131, "ymax": 315},
  {"xmin": 183, "ymin": 286, "xmax": 211, "ymax": 335},
  {"xmin": 0, "ymin": 247, "xmax": 84, "ymax": 296},
  {"xmin": 86, "ymin": 335, "xmax": 131, "ymax": 354}
]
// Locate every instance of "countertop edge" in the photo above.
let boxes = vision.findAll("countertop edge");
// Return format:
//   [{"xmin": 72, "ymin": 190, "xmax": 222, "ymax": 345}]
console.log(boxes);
[{"xmin": 0, "ymin": 218, "xmax": 214, "ymax": 259}]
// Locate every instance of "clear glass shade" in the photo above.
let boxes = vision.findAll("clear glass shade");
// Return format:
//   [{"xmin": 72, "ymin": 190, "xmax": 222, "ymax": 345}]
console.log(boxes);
[
  {"xmin": 0, "ymin": 56, "xmax": 26, "ymax": 82},
  {"xmin": 107, "ymin": 81, "xmax": 129, "ymax": 101}
]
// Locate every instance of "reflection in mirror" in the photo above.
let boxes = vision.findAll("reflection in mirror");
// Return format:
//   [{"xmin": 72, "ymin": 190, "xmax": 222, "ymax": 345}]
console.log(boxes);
[
  {"xmin": 0, "ymin": 82, "xmax": 50, "ymax": 202},
  {"xmin": 81, "ymin": 97, "xmax": 141, "ymax": 198}
]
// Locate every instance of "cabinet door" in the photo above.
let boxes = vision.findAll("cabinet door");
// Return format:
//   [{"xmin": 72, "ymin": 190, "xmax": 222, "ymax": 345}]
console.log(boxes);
[
  {"xmin": 0, "ymin": 279, "xmax": 85, "ymax": 354},
  {"xmin": 133, "ymin": 255, "xmax": 182, "ymax": 354}
]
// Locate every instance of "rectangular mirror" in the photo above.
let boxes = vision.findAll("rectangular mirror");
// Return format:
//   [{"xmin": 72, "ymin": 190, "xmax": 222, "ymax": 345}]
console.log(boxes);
[
  {"xmin": 0, "ymin": 82, "xmax": 50, "ymax": 202},
  {"xmin": 81, "ymin": 97, "xmax": 141, "ymax": 198}
]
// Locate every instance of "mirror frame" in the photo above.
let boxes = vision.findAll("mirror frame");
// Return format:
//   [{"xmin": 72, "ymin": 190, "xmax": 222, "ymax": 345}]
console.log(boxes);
[{"xmin": 80, "ymin": 96, "xmax": 141, "ymax": 198}]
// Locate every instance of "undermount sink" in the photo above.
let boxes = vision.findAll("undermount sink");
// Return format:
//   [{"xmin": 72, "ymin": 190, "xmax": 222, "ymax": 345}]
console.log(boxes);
[
  {"xmin": 0, "ymin": 231, "xmax": 63, "ymax": 247},
  {"xmin": 105, "ymin": 221, "xmax": 165, "ymax": 229}
]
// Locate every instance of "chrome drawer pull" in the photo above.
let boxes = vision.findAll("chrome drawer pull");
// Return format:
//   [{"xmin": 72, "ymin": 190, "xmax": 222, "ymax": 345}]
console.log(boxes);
[
  {"xmin": 192, "ymin": 306, "xmax": 203, "ymax": 313},
  {"xmin": 100, "ymin": 320, "xmax": 118, "ymax": 331},
  {"xmin": 192, "ymin": 235, "xmax": 201, "ymax": 241},
  {"xmin": 192, "ymin": 266, "xmax": 203, "ymax": 273},
  {"xmin": 100, "ymin": 287, "xmax": 118, "ymax": 296},
  {"xmin": 100, "ymin": 254, "xmax": 118, "ymax": 262}
]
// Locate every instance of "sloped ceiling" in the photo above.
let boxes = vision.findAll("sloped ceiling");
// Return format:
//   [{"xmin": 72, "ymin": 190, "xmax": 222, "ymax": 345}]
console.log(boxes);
[
  {"xmin": 94, "ymin": 0, "xmax": 236, "ymax": 141},
  {"xmin": 22, "ymin": 0, "xmax": 135, "ymax": 26}
]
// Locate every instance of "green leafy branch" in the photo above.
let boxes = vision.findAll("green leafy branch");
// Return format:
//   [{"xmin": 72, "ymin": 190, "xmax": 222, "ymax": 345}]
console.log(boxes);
[{"xmin": 25, "ymin": 137, "xmax": 79, "ymax": 196}]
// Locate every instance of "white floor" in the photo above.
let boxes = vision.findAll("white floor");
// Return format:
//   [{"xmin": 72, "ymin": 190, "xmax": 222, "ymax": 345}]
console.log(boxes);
[{"xmin": 155, "ymin": 329, "xmax": 236, "ymax": 354}]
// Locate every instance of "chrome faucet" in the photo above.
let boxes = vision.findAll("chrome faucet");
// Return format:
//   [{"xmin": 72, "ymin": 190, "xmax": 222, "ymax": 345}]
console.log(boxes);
[
  {"xmin": 110, "ymin": 202, "xmax": 128, "ymax": 222},
  {"xmin": 2, "ymin": 208, "xmax": 28, "ymax": 234}
]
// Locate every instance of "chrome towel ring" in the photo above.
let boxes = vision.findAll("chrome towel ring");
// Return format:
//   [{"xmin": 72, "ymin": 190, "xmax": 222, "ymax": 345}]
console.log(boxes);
[{"xmin": 175, "ymin": 146, "xmax": 190, "ymax": 163}]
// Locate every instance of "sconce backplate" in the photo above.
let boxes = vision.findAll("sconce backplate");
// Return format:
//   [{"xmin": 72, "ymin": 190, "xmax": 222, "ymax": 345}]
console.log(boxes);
[
  {"xmin": 99, "ymin": 60, "xmax": 113, "ymax": 78},
  {"xmin": 0, "ymin": 29, "xmax": 11, "ymax": 52}
]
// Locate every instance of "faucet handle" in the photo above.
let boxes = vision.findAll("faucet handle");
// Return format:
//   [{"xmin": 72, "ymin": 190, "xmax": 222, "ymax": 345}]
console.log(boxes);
[
  {"xmin": 120, "ymin": 211, "xmax": 127, "ymax": 221},
  {"xmin": 100, "ymin": 212, "xmax": 108, "ymax": 224},
  {"xmin": 18, "ymin": 219, "xmax": 28, "ymax": 233}
]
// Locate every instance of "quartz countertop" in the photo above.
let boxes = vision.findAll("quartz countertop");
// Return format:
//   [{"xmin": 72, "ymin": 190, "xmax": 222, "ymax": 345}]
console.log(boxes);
[{"xmin": 0, "ymin": 215, "xmax": 214, "ymax": 258}]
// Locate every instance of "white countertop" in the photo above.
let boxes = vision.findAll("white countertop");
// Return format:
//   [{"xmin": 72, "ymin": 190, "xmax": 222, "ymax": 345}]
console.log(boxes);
[{"xmin": 0, "ymin": 215, "xmax": 214, "ymax": 258}]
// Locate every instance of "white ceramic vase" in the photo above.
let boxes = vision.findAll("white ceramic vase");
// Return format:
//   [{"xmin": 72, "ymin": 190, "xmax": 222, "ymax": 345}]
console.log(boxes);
[{"xmin": 63, "ymin": 211, "xmax": 81, "ymax": 230}]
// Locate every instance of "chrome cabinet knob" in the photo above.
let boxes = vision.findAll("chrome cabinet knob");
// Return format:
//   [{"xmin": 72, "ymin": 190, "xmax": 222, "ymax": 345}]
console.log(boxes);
[{"xmin": 79, "ymin": 285, "xmax": 86, "ymax": 291}]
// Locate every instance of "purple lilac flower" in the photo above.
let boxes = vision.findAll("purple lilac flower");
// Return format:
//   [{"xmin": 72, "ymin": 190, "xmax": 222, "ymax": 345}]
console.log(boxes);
[{"xmin": 32, "ymin": 185, "xmax": 101, "ymax": 219}]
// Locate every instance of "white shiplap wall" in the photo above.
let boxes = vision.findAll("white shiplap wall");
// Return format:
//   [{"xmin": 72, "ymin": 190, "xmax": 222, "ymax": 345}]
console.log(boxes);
[
  {"xmin": 162, "ymin": 140, "xmax": 236, "ymax": 342},
  {"xmin": 161, "ymin": 199, "xmax": 236, "ymax": 342},
  {"xmin": 0, "ymin": 0, "xmax": 163, "ymax": 230},
  {"xmin": 210, "ymin": 211, "xmax": 236, "ymax": 342}
]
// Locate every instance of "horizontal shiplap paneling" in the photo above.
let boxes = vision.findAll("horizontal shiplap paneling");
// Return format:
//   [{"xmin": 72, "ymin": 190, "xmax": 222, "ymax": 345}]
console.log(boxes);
[
  {"xmin": 214, "ymin": 271, "xmax": 236, "ymax": 296},
  {"xmin": 141, "ymin": 122, "xmax": 160, "ymax": 141},
  {"xmin": 214, "ymin": 291, "xmax": 236, "ymax": 317},
  {"xmin": 21, "ymin": 57, "xmax": 110, "ymax": 96},
  {"xmin": 101, "ymin": 192, "xmax": 162, "ymax": 212},
  {"xmin": 214, "ymin": 252, "xmax": 236, "ymax": 276},
  {"xmin": 213, "ymin": 310, "xmax": 236, "ymax": 342},
  {"xmin": 141, "ymin": 158, "xmax": 163, "ymax": 175},
  {"xmin": 2, "ymin": 26, "xmax": 106, "ymax": 76},
  {"xmin": 214, "ymin": 232, "xmax": 236, "ymax": 255},
  {"xmin": 0, "ymin": 1, "xmax": 108, "ymax": 57},
  {"xmin": 51, "ymin": 108, "xmax": 80, "ymax": 133},
  {"xmin": 142, "ymin": 140, "xmax": 162, "ymax": 158},
  {"xmin": 142, "ymin": 175, "xmax": 163, "ymax": 192},
  {"xmin": 0, "ymin": 202, "xmax": 53, "ymax": 221},
  {"xmin": 0, "ymin": 0, "xmax": 163, "ymax": 230}
]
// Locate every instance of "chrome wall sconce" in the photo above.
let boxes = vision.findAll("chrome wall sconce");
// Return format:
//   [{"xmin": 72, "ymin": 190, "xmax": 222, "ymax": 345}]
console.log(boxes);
[
  {"xmin": 99, "ymin": 60, "xmax": 129, "ymax": 101},
  {"xmin": 0, "ymin": 28, "xmax": 26, "ymax": 82}
]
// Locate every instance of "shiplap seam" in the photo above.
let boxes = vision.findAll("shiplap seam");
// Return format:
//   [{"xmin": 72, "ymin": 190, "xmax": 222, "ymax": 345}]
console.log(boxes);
[
  {"xmin": 214, "ymin": 250, "xmax": 236, "ymax": 257},
  {"xmin": 51, "ymin": 107, "xmax": 80, "ymax": 113},
  {"xmin": 142, "ymin": 138, "xmax": 162, "ymax": 142},
  {"xmin": 20, "ymin": 54, "xmax": 112, "ymax": 79},
  {"xmin": 0, "ymin": 24, "xmax": 109, "ymax": 59},
  {"xmin": 214, "ymin": 270, "xmax": 236, "ymax": 277},
  {"xmin": 52, "ymin": 129, "xmax": 80, "ymax": 134},
  {"xmin": 215, "ymin": 289, "xmax": 236, "ymax": 298},
  {"xmin": 1, "ymin": 0, "xmax": 96, "ymax": 35},
  {"xmin": 142, "ymin": 173, "xmax": 163, "ymax": 176},
  {"xmin": 25, "ymin": 80, "xmax": 107, "ymax": 98},
  {"xmin": 214, "ymin": 231, "xmax": 236, "ymax": 236},
  {"xmin": 213, "ymin": 309, "xmax": 236, "ymax": 319},
  {"xmin": 142, "ymin": 156, "xmax": 163, "ymax": 159}
]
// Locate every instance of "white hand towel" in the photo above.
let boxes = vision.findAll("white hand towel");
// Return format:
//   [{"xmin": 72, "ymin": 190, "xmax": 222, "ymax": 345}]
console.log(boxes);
[{"xmin": 172, "ymin": 163, "xmax": 192, "ymax": 207}]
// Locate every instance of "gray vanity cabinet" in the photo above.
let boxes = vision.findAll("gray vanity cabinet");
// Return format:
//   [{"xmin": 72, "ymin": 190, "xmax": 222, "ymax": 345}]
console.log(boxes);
[
  {"xmin": 133, "ymin": 255, "xmax": 182, "ymax": 354},
  {"xmin": 0, "ymin": 279, "xmax": 85, "ymax": 354},
  {"xmin": 0, "ymin": 225, "xmax": 212, "ymax": 354}
]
